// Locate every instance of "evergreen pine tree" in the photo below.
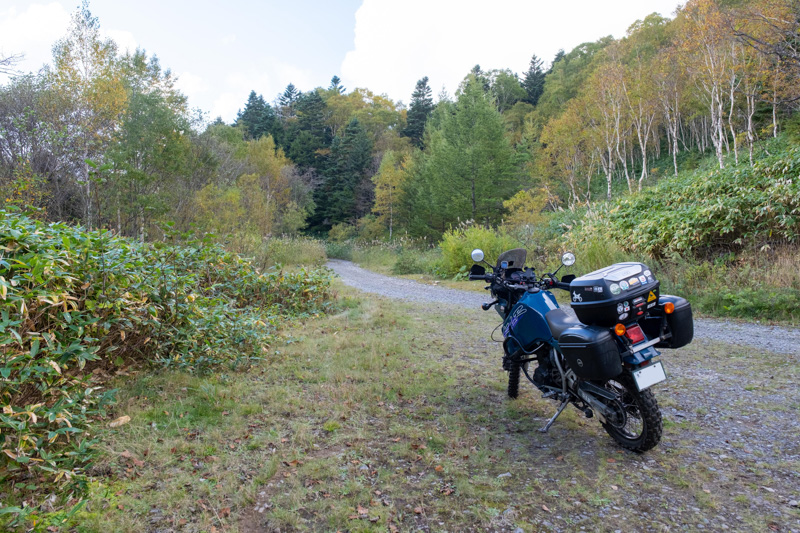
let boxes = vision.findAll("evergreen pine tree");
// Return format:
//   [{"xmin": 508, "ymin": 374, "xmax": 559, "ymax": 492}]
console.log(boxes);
[
  {"xmin": 279, "ymin": 83, "xmax": 301, "ymax": 117},
  {"xmin": 522, "ymin": 54, "xmax": 546, "ymax": 106},
  {"xmin": 328, "ymin": 75, "xmax": 345, "ymax": 94},
  {"xmin": 235, "ymin": 90, "xmax": 279, "ymax": 140},
  {"xmin": 401, "ymin": 76, "xmax": 435, "ymax": 148},
  {"xmin": 404, "ymin": 75, "xmax": 515, "ymax": 235},
  {"xmin": 288, "ymin": 91, "xmax": 331, "ymax": 168},
  {"xmin": 307, "ymin": 118, "xmax": 372, "ymax": 231}
]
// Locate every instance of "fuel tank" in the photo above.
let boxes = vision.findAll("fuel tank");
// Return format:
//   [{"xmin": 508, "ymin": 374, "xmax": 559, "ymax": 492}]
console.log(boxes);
[{"xmin": 502, "ymin": 290, "xmax": 560, "ymax": 354}]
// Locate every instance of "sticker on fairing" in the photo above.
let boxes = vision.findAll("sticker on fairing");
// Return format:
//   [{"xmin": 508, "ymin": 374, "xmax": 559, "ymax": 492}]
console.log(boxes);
[
  {"xmin": 620, "ymin": 281, "xmax": 629, "ymax": 291},
  {"xmin": 610, "ymin": 283, "xmax": 621, "ymax": 295}
]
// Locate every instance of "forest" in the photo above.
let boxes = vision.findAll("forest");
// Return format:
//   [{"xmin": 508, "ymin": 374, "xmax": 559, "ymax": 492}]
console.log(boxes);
[{"xmin": 1, "ymin": 0, "xmax": 797, "ymax": 250}]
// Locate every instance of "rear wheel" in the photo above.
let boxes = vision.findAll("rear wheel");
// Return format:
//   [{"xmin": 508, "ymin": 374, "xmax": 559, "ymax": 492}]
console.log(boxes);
[{"xmin": 600, "ymin": 372, "xmax": 662, "ymax": 452}]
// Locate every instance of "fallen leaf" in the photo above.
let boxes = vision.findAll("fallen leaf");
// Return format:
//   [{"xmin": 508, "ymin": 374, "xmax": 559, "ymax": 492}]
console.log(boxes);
[
  {"xmin": 220, "ymin": 507, "xmax": 231, "ymax": 517},
  {"xmin": 542, "ymin": 504, "xmax": 550, "ymax": 512},
  {"xmin": 611, "ymin": 485, "xmax": 618, "ymax": 491},
  {"xmin": 434, "ymin": 465, "xmax": 444, "ymax": 472},
  {"xmin": 607, "ymin": 458, "xmax": 616, "ymax": 463},
  {"xmin": 555, "ymin": 455, "xmax": 563, "ymax": 461},
  {"xmin": 414, "ymin": 506, "xmax": 423, "ymax": 514},
  {"xmin": 357, "ymin": 505, "xmax": 368, "ymax": 516},
  {"xmin": 109, "ymin": 415, "xmax": 131, "ymax": 428},
  {"xmin": 374, "ymin": 490, "xmax": 382, "ymax": 496},
  {"xmin": 119, "ymin": 450, "xmax": 133, "ymax": 459}
]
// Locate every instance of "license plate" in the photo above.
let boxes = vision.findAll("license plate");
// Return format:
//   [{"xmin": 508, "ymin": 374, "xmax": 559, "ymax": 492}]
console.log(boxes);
[{"xmin": 632, "ymin": 361, "xmax": 666, "ymax": 391}]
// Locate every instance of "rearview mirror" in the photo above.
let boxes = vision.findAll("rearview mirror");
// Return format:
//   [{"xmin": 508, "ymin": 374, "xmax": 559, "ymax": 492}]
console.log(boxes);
[
  {"xmin": 471, "ymin": 249, "xmax": 485, "ymax": 262},
  {"xmin": 561, "ymin": 251, "xmax": 576, "ymax": 267}
]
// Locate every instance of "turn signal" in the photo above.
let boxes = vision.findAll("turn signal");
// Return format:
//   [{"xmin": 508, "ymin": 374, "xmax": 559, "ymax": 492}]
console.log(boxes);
[
  {"xmin": 614, "ymin": 323, "xmax": 626, "ymax": 336},
  {"xmin": 664, "ymin": 302, "xmax": 675, "ymax": 314}
]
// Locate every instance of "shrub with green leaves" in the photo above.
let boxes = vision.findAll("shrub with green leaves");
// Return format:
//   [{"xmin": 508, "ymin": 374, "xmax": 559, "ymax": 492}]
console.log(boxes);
[
  {"xmin": 572, "ymin": 141, "xmax": 800, "ymax": 257},
  {"xmin": 0, "ymin": 212, "xmax": 332, "ymax": 523},
  {"xmin": 439, "ymin": 225, "xmax": 519, "ymax": 276}
]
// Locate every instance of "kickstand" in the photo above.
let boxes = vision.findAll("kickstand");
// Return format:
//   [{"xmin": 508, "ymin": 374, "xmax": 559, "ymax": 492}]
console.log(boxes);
[{"xmin": 539, "ymin": 397, "xmax": 570, "ymax": 433}]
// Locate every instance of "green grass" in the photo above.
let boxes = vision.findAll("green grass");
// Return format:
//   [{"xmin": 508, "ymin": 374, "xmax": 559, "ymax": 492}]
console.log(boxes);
[{"xmin": 49, "ymin": 283, "xmax": 799, "ymax": 532}]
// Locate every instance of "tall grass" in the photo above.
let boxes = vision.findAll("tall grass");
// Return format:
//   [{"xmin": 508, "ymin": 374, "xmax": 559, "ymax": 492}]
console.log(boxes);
[{"xmin": 227, "ymin": 233, "xmax": 327, "ymax": 270}]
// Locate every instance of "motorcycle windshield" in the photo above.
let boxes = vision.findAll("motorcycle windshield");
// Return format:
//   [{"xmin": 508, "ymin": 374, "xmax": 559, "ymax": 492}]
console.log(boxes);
[{"xmin": 496, "ymin": 248, "xmax": 527, "ymax": 269}]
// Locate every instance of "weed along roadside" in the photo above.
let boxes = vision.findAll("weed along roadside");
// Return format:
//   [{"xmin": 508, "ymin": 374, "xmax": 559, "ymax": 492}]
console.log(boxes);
[{"xmin": 0, "ymin": 212, "xmax": 333, "ymax": 530}]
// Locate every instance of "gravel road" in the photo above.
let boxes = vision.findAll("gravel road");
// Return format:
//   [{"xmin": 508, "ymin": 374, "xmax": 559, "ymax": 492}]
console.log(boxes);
[{"xmin": 327, "ymin": 259, "xmax": 800, "ymax": 355}]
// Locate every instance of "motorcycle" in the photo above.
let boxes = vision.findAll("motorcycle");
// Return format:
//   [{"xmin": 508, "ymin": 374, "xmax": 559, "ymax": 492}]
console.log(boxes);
[{"xmin": 468, "ymin": 248, "xmax": 693, "ymax": 452}]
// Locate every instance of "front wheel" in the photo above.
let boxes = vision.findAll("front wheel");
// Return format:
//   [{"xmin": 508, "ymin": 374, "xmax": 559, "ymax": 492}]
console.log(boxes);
[
  {"xmin": 600, "ymin": 372, "xmax": 662, "ymax": 452},
  {"xmin": 507, "ymin": 356, "xmax": 521, "ymax": 399}
]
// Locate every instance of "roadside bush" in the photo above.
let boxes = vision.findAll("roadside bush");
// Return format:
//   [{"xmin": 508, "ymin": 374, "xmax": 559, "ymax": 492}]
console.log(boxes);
[
  {"xmin": 439, "ymin": 225, "xmax": 519, "ymax": 276},
  {"xmin": 0, "ymin": 212, "xmax": 332, "ymax": 524},
  {"xmin": 391, "ymin": 248, "xmax": 443, "ymax": 276},
  {"xmin": 328, "ymin": 222, "xmax": 357, "ymax": 242}
]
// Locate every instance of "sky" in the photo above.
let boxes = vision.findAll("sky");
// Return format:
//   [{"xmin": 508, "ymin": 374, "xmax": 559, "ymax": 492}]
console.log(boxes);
[{"xmin": 0, "ymin": 0, "xmax": 684, "ymax": 123}]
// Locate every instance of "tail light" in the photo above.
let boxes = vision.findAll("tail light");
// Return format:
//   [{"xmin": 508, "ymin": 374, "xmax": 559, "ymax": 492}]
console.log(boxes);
[
  {"xmin": 624, "ymin": 325, "xmax": 645, "ymax": 344},
  {"xmin": 614, "ymin": 323, "xmax": 626, "ymax": 336}
]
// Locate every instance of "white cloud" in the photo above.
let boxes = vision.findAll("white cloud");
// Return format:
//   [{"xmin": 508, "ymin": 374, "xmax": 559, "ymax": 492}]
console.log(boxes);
[
  {"xmin": 0, "ymin": 2, "xmax": 70, "ymax": 77},
  {"xmin": 220, "ymin": 34, "xmax": 237, "ymax": 45},
  {"xmin": 175, "ymin": 71, "xmax": 209, "ymax": 97},
  {"xmin": 342, "ymin": 0, "xmax": 683, "ymax": 103}
]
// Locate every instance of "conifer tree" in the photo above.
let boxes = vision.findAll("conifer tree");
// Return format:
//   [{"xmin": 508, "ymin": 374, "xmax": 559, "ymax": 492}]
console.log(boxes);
[
  {"xmin": 401, "ymin": 76, "xmax": 435, "ymax": 148},
  {"xmin": 279, "ymin": 83, "xmax": 301, "ymax": 117},
  {"xmin": 522, "ymin": 54, "xmax": 546, "ymax": 106},
  {"xmin": 328, "ymin": 75, "xmax": 345, "ymax": 94},
  {"xmin": 235, "ymin": 91, "xmax": 279, "ymax": 140},
  {"xmin": 307, "ymin": 118, "xmax": 372, "ymax": 231}
]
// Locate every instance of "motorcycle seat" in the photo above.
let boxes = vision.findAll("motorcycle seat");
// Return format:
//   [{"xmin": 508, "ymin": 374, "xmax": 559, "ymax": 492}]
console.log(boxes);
[{"xmin": 545, "ymin": 309, "xmax": 581, "ymax": 338}]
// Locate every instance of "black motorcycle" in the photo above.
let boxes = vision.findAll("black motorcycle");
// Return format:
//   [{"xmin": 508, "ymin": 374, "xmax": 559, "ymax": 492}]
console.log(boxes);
[{"xmin": 469, "ymin": 248, "xmax": 693, "ymax": 452}]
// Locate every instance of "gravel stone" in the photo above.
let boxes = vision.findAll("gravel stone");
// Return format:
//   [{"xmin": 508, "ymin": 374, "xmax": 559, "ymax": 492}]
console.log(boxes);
[{"xmin": 327, "ymin": 259, "xmax": 800, "ymax": 355}]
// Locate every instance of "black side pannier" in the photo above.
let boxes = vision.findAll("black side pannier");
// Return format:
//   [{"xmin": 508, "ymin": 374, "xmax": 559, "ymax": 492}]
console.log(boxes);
[
  {"xmin": 559, "ymin": 325, "xmax": 622, "ymax": 381},
  {"xmin": 640, "ymin": 295, "xmax": 694, "ymax": 349}
]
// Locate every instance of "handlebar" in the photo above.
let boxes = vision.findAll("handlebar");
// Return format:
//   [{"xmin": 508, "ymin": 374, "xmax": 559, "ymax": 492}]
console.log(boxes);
[{"xmin": 469, "ymin": 271, "xmax": 571, "ymax": 292}]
